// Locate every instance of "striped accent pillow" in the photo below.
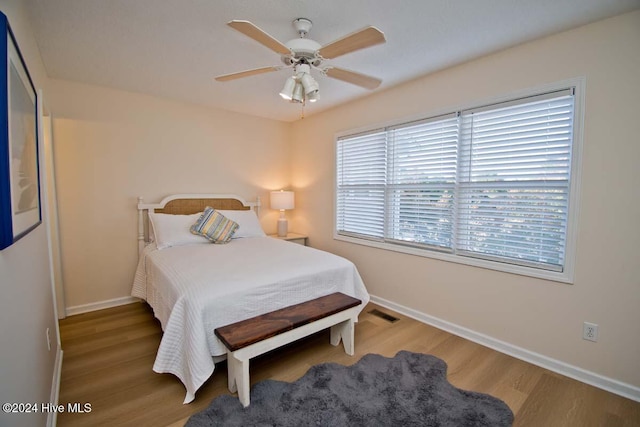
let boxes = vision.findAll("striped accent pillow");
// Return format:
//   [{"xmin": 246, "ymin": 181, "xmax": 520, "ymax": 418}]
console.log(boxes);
[{"xmin": 190, "ymin": 207, "xmax": 239, "ymax": 244}]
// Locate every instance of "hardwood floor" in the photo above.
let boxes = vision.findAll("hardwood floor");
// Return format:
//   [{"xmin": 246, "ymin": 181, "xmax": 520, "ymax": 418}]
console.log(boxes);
[{"xmin": 57, "ymin": 302, "xmax": 640, "ymax": 426}]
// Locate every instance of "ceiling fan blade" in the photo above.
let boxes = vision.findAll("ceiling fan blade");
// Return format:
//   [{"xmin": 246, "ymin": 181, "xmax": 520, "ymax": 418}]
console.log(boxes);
[
  {"xmin": 227, "ymin": 20, "xmax": 291, "ymax": 55},
  {"xmin": 215, "ymin": 66, "xmax": 283, "ymax": 82},
  {"xmin": 318, "ymin": 26, "xmax": 385, "ymax": 59},
  {"xmin": 325, "ymin": 67, "xmax": 382, "ymax": 90}
]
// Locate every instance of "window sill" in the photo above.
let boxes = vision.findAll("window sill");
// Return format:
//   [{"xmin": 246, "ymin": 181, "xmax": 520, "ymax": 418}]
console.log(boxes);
[{"xmin": 334, "ymin": 233, "xmax": 573, "ymax": 284}]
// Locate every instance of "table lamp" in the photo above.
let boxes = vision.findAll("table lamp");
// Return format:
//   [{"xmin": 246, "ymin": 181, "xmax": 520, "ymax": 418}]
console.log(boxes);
[{"xmin": 270, "ymin": 190, "xmax": 294, "ymax": 237}]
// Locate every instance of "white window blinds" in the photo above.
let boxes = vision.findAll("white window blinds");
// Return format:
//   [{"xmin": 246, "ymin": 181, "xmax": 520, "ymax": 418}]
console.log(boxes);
[
  {"xmin": 336, "ymin": 130, "xmax": 386, "ymax": 239},
  {"xmin": 336, "ymin": 88, "xmax": 576, "ymax": 273},
  {"xmin": 456, "ymin": 90, "xmax": 574, "ymax": 270},
  {"xmin": 387, "ymin": 114, "xmax": 459, "ymax": 250}
]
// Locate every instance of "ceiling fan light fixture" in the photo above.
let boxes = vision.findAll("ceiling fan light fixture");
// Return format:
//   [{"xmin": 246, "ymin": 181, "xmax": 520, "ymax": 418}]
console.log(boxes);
[
  {"xmin": 279, "ymin": 76, "xmax": 296, "ymax": 100},
  {"xmin": 291, "ymin": 81, "xmax": 304, "ymax": 103},
  {"xmin": 299, "ymin": 72, "xmax": 319, "ymax": 95},
  {"xmin": 307, "ymin": 90, "xmax": 319, "ymax": 103}
]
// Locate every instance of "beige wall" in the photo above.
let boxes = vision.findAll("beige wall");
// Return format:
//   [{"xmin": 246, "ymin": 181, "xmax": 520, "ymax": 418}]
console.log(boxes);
[
  {"xmin": 47, "ymin": 80, "xmax": 291, "ymax": 308},
  {"xmin": 290, "ymin": 11, "xmax": 640, "ymax": 388},
  {"xmin": 0, "ymin": 1, "xmax": 59, "ymax": 426}
]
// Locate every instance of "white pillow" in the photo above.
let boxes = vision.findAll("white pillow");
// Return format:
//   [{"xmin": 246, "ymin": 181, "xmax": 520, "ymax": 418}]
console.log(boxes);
[
  {"xmin": 217, "ymin": 209, "xmax": 266, "ymax": 238},
  {"xmin": 148, "ymin": 212, "xmax": 206, "ymax": 249}
]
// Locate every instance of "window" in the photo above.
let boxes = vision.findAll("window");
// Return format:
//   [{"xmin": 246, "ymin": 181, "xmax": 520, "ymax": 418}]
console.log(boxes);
[{"xmin": 336, "ymin": 85, "xmax": 580, "ymax": 282}]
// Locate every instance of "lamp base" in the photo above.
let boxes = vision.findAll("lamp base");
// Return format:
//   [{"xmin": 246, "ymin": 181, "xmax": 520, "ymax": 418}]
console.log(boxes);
[{"xmin": 277, "ymin": 218, "xmax": 288, "ymax": 237}]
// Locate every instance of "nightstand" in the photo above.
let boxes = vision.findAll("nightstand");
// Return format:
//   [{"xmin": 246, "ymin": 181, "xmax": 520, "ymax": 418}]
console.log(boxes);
[{"xmin": 269, "ymin": 232, "xmax": 308, "ymax": 246}]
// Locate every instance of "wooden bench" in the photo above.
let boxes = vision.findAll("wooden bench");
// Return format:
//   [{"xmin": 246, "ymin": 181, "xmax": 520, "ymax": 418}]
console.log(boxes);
[{"xmin": 214, "ymin": 292, "xmax": 362, "ymax": 407}]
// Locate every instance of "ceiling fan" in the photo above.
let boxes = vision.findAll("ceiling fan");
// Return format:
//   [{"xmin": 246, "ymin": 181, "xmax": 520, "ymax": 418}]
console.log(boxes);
[{"xmin": 215, "ymin": 18, "xmax": 386, "ymax": 104}]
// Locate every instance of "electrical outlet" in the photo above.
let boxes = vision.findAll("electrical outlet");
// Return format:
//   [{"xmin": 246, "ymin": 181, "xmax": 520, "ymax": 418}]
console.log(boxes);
[
  {"xmin": 46, "ymin": 328, "xmax": 51, "ymax": 351},
  {"xmin": 583, "ymin": 322, "xmax": 598, "ymax": 342}
]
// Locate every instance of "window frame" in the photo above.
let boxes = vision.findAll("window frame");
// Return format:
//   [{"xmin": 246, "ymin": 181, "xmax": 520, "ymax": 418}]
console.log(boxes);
[{"xmin": 334, "ymin": 78, "xmax": 585, "ymax": 284}]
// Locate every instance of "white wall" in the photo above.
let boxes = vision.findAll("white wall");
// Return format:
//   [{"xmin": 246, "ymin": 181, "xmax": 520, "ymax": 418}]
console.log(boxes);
[
  {"xmin": 46, "ymin": 80, "xmax": 291, "ymax": 309},
  {"xmin": 0, "ymin": 1, "xmax": 60, "ymax": 426},
  {"xmin": 290, "ymin": 11, "xmax": 640, "ymax": 391}
]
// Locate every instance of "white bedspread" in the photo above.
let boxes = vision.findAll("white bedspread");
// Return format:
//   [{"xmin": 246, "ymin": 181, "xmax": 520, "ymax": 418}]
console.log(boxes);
[{"xmin": 131, "ymin": 237, "xmax": 369, "ymax": 403}]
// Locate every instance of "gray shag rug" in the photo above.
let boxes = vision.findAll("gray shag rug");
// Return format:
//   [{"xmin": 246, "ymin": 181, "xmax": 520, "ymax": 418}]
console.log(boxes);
[{"xmin": 186, "ymin": 350, "xmax": 514, "ymax": 426}]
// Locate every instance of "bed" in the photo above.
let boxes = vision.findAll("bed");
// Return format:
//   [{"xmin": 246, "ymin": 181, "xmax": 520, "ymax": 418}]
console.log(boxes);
[{"xmin": 131, "ymin": 194, "xmax": 370, "ymax": 403}]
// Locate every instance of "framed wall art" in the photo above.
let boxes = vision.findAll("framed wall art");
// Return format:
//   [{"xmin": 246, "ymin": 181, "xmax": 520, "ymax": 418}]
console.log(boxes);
[{"xmin": 0, "ymin": 12, "xmax": 41, "ymax": 250}]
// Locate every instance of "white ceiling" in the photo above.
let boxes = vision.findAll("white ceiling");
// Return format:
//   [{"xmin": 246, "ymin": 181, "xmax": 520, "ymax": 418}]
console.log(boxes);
[{"xmin": 24, "ymin": 0, "xmax": 640, "ymax": 122}]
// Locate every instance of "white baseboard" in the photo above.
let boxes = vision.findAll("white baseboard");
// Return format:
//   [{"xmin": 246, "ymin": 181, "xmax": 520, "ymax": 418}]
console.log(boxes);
[
  {"xmin": 66, "ymin": 296, "xmax": 139, "ymax": 316},
  {"xmin": 369, "ymin": 294, "xmax": 640, "ymax": 403},
  {"xmin": 47, "ymin": 347, "xmax": 63, "ymax": 427}
]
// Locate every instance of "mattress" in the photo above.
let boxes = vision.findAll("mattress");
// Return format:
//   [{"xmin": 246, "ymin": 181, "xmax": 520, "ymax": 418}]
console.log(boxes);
[{"xmin": 131, "ymin": 236, "xmax": 370, "ymax": 403}]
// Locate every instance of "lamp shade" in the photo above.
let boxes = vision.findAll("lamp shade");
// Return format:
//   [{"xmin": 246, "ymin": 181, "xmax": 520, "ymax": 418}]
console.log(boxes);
[
  {"xmin": 291, "ymin": 82, "xmax": 304, "ymax": 103},
  {"xmin": 300, "ymin": 73, "xmax": 319, "ymax": 95},
  {"xmin": 307, "ymin": 90, "xmax": 319, "ymax": 103},
  {"xmin": 279, "ymin": 76, "xmax": 296, "ymax": 100},
  {"xmin": 270, "ymin": 191, "xmax": 294, "ymax": 210}
]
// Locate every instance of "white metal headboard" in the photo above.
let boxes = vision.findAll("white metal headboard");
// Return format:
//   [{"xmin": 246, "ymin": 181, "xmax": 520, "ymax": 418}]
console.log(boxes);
[{"xmin": 137, "ymin": 193, "xmax": 261, "ymax": 253}]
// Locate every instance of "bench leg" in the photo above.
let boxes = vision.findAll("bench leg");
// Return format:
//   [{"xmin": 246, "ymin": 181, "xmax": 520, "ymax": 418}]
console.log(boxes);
[
  {"xmin": 330, "ymin": 318, "xmax": 355, "ymax": 356},
  {"xmin": 227, "ymin": 352, "xmax": 251, "ymax": 407}
]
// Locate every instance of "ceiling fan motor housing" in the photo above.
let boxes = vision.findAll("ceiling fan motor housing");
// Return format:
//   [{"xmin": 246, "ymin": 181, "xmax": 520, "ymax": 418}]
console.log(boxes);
[{"xmin": 282, "ymin": 38, "xmax": 323, "ymax": 66}]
